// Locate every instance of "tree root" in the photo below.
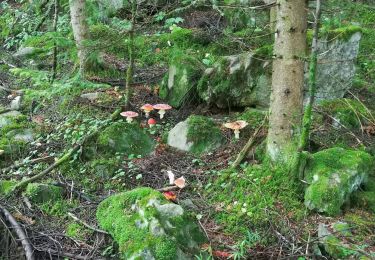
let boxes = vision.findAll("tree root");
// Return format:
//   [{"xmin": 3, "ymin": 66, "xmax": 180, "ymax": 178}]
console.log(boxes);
[
  {"xmin": 0, "ymin": 203, "xmax": 35, "ymax": 260},
  {"xmin": 231, "ymin": 117, "xmax": 267, "ymax": 169}
]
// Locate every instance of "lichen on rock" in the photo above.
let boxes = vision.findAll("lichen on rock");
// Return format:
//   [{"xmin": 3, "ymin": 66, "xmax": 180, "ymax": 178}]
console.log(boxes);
[
  {"xmin": 96, "ymin": 187, "xmax": 207, "ymax": 259},
  {"xmin": 304, "ymin": 147, "xmax": 373, "ymax": 216}
]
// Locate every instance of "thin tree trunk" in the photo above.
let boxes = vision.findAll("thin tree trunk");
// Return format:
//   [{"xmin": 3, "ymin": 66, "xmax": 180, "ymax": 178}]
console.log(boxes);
[
  {"xmin": 124, "ymin": 0, "xmax": 137, "ymax": 107},
  {"xmin": 266, "ymin": 0, "xmax": 308, "ymax": 163},
  {"xmin": 69, "ymin": 0, "xmax": 89, "ymax": 77},
  {"xmin": 292, "ymin": 0, "xmax": 321, "ymax": 176},
  {"xmin": 51, "ymin": 0, "xmax": 59, "ymax": 83}
]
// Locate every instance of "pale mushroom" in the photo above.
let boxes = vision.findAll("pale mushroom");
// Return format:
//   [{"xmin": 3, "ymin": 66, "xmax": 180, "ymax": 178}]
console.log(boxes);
[
  {"xmin": 224, "ymin": 120, "xmax": 248, "ymax": 139},
  {"xmin": 120, "ymin": 111, "xmax": 139, "ymax": 123},
  {"xmin": 153, "ymin": 104, "xmax": 172, "ymax": 119},
  {"xmin": 141, "ymin": 104, "xmax": 154, "ymax": 118},
  {"xmin": 174, "ymin": 176, "xmax": 186, "ymax": 189}
]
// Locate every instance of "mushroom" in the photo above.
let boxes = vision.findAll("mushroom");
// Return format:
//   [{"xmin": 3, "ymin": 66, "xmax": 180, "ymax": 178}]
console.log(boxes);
[
  {"xmin": 224, "ymin": 120, "xmax": 248, "ymax": 139},
  {"xmin": 148, "ymin": 118, "xmax": 156, "ymax": 128},
  {"xmin": 174, "ymin": 176, "xmax": 186, "ymax": 189},
  {"xmin": 141, "ymin": 104, "xmax": 154, "ymax": 118},
  {"xmin": 120, "ymin": 111, "xmax": 139, "ymax": 123},
  {"xmin": 153, "ymin": 104, "xmax": 172, "ymax": 119}
]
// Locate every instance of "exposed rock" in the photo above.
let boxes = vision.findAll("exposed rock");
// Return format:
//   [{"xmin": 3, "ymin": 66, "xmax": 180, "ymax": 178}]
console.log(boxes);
[
  {"xmin": 87, "ymin": 121, "xmax": 155, "ymax": 158},
  {"xmin": 10, "ymin": 96, "xmax": 22, "ymax": 110},
  {"xmin": 13, "ymin": 47, "xmax": 41, "ymax": 59},
  {"xmin": 311, "ymin": 31, "xmax": 362, "ymax": 101},
  {"xmin": 80, "ymin": 92, "xmax": 100, "ymax": 101},
  {"xmin": 96, "ymin": 187, "xmax": 207, "ymax": 259},
  {"xmin": 12, "ymin": 129, "xmax": 34, "ymax": 143},
  {"xmin": 165, "ymin": 28, "xmax": 361, "ymax": 109},
  {"xmin": 197, "ymin": 52, "xmax": 270, "ymax": 108},
  {"xmin": 24, "ymin": 183, "xmax": 64, "ymax": 203},
  {"xmin": 159, "ymin": 53, "xmax": 203, "ymax": 108},
  {"xmin": 304, "ymin": 147, "xmax": 373, "ymax": 216},
  {"xmin": 0, "ymin": 111, "xmax": 22, "ymax": 128},
  {"xmin": 168, "ymin": 115, "xmax": 224, "ymax": 154}
]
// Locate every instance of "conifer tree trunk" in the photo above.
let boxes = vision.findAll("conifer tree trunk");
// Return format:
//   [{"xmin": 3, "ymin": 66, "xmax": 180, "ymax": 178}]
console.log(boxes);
[
  {"xmin": 124, "ymin": 0, "xmax": 136, "ymax": 107},
  {"xmin": 266, "ymin": 0, "xmax": 308, "ymax": 163},
  {"xmin": 69, "ymin": 0, "xmax": 89, "ymax": 76}
]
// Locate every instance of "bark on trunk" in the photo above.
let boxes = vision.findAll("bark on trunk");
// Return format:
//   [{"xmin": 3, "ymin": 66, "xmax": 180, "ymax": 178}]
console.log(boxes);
[
  {"xmin": 69, "ymin": 0, "xmax": 89, "ymax": 76},
  {"xmin": 266, "ymin": 0, "xmax": 308, "ymax": 163}
]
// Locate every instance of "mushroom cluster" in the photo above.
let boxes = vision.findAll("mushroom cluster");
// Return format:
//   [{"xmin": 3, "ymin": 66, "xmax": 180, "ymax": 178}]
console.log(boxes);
[
  {"xmin": 224, "ymin": 120, "xmax": 248, "ymax": 139},
  {"xmin": 120, "ymin": 103, "xmax": 172, "ymax": 126}
]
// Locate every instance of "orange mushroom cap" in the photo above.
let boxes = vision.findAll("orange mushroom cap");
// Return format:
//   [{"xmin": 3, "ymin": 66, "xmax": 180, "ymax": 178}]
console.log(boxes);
[
  {"xmin": 223, "ymin": 120, "xmax": 248, "ymax": 130},
  {"xmin": 141, "ymin": 104, "xmax": 154, "ymax": 112}
]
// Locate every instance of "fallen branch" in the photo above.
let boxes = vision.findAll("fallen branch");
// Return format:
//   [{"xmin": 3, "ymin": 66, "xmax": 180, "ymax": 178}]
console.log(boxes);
[
  {"xmin": 67, "ymin": 212, "xmax": 109, "ymax": 235},
  {"xmin": 0, "ymin": 203, "xmax": 35, "ymax": 260},
  {"xmin": 0, "ymin": 155, "xmax": 54, "ymax": 175},
  {"xmin": 7, "ymin": 108, "xmax": 121, "ymax": 196},
  {"xmin": 231, "ymin": 117, "xmax": 267, "ymax": 169}
]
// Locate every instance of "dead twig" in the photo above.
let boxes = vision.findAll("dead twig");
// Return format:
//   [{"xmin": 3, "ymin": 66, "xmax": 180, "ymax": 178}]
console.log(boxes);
[
  {"xmin": 67, "ymin": 212, "xmax": 109, "ymax": 235},
  {"xmin": 0, "ymin": 203, "xmax": 35, "ymax": 260}
]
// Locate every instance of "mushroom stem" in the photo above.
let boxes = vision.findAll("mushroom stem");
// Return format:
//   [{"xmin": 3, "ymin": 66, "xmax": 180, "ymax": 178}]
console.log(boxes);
[
  {"xmin": 158, "ymin": 110, "xmax": 166, "ymax": 119},
  {"xmin": 126, "ymin": 117, "xmax": 133, "ymax": 123},
  {"xmin": 234, "ymin": 129, "xmax": 240, "ymax": 139},
  {"xmin": 145, "ymin": 112, "xmax": 150, "ymax": 118}
]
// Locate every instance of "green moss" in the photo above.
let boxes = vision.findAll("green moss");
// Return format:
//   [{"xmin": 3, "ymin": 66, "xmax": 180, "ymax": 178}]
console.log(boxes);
[
  {"xmin": 39, "ymin": 199, "xmax": 78, "ymax": 216},
  {"xmin": 304, "ymin": 148, "xmax": 373, "ymax": 216},
  {"xmin": 186, "ymin": 115, "xmax": 224, "ymax": 155},
  {"xmin": 96, "ymin": 187, "xmax": 205, "ymax": 259},
  {"xmin": 207, "ymin": 161, "xmax": 305, "ymax": 239},
  {"xmin": 159, "ymin": 49, "xmax": 203, "ymax": 108},
  {"xmin": 66, "ymin": 222, "xmax": 93, "ymax": 240},
  {"xmin": 351, "ymin": 177, "xmax": 375, "ymax": 213},
  {"xmin": 97, "ymin": 121, "xmax": 155, "ymax": 156},
  {"xmin": 307, "ymin": 25, "xmax": 363, "ymax": 44},
  {"xmin": 24, "ymin": 183, "xmax": 64, "ymax": 203},
  {"xmin": 323, "ymin": 235, "xmax": 357, "ymax": 258},
  {"xmin": 0, "ymin": 180, "xmax": 17, "ymax": 195},
  {"xmin": 238, "ymin": 108, "xmax": 267, "ymax": 129},
  {"xmin": 319, "ymin": 98, "xmax": 372, "ymax": 129}
]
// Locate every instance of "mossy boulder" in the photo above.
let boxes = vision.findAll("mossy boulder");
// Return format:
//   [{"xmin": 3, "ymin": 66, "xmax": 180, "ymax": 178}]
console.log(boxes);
[
  {"xmin": 318, "ymin": 98, "xmax": 372, "ymax": 129},
  {"xmin": 159, "ymin": 51, "xmax": 203, "ymax": 108},
  {"xmin": 197, "ymin": 52, "xmax": 271, "ymax": 108},
  {"xmin": 94, "ymin": 121, "xmax": 155, "ymax": 157},
  {"xmin": 96, "ymin": 187, "xmax": 207, "ymax": 259},
  {"xmin": 351, "ymin": 176, "xmax": 375, "ymax": 213},
  {"xmin": 304, "ymin": 147, "xmax": 373, "ymax": 216},
  {"xmin": 167, "ymin": 115, "xmax": 224, "ymax": 154},
  {"xmin": 24, "ymin": 183, "xmax": 64, "ymax": 203}
]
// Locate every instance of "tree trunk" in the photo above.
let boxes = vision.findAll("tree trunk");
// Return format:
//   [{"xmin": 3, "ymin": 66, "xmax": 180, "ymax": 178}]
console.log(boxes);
[
  {"xmin": 124, "ymin": 0, "xmax": 136, "ymax": 107},
  {"xmin": 266, "ymin": 0, "xmax": 308, "ymax": 163},
  {"xmin": 69, "ymin": 0, "xmax": 89, "ymax": 76}
]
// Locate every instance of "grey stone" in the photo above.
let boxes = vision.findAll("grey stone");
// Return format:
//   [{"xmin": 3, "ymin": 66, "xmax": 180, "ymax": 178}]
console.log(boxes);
[
  {"xmin": 13, "ymin": 47, "xmax": 39, "ymax": 58},
  {"xmin": 155, "ymin": 203, "xmax": 184, "ymax": 218},
  {"xmin": 0, "ymin": 111, "xmax": 21, "ymax": 128},
  {"xmin": 10, "ymin": 96, "xmax": 22, "ymax": 110},
  {"xmin": 13, "ymin": 129, "xmax": 34, "ymax": 143},
  {"xmin": 80, "ymin": 92, "xmax": 100, "ymax": 101},
  {"xmin": 307, "ymin": 32, "xmax": 362, "ymax": 101},
  {"xmin": 167, "ymin": 120, "xmax": 193, "ymax": 152}
]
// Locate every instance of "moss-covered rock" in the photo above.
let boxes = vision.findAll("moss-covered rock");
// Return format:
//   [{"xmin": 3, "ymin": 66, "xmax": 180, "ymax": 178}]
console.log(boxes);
[
  {"xmin": 24, "ymin": 183, "xmax": 64, "ymax": 203},
  {"xmin": 95, "ymin": 121, "xmax": 155, "ymax": 157},
  {"xmin": 96, "ymin": 187, "xmax": 207, "ymax": 259},
  {"xmin": 304, "ymin": 147, "xmax": 373, "ymax": 216},
  {"xmin": 197, "ymin": 52, "xmax": 271, "ymax": 108},
  {"xmin": 318, "ymin": 98, "xmax": 372, "ymax": 129},
  {"xmin": 351, "ymin": 176, "xmax": 375, "ymax": 213},
  {"xmin": 159, "ymin": 50, "xmax": 203, "ymax": 108},
  {"xmin": 167, "ymin": 115, "xmax": 224, "ymax": 154}
]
